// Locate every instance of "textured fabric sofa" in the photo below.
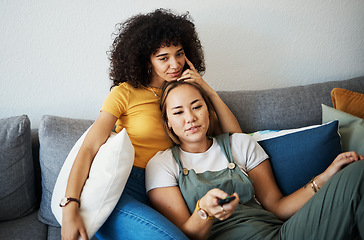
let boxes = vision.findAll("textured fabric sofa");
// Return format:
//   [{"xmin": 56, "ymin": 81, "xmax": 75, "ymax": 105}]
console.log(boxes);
[{"xmin": 1, "ymin": 76, "xmax": 363, "ymax": 240}]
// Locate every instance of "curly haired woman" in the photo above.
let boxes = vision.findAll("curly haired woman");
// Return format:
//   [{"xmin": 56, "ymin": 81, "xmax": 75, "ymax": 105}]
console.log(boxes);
[{"xmin": 60, "ymin": 9, "xmax": 241, "ymax": 240}]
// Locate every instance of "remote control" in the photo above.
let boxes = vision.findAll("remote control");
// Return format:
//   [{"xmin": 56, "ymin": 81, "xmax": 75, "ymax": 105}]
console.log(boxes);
[{"xmin": 218, "ymin": 195, "xmax": 236, "ymax": 205}]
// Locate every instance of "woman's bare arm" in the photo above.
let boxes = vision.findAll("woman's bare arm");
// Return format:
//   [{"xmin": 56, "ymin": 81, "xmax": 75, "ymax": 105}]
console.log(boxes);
[
  {"xmin": 61, "ymin": 111, "xmax": 117, "ymax": 240},
  {"xmin": 149, "ymin": 186, "xmax": 213, "ymax": 240},
  {"xmin": 148, "ymin": 186, "xmax": 239, "ymax": 240},
  {"xmin": 249, "ymin": 152, "xmax": 364, "ymax": 220}
]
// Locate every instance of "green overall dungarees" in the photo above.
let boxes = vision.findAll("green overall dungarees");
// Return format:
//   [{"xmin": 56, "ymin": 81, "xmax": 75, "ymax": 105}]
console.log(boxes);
[
  {"xmin": 171, "ymin": 133, "xmax": 364, "ymax": 240},
  {"xmin": 171, "ymin": 133, "xmax": 283, "ymax": 240}
]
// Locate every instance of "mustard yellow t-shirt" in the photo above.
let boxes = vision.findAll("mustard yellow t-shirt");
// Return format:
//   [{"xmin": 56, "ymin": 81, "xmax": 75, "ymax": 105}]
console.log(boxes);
[{"xmin": 101, "ymin": 82, "xmax": 172, "ymax": 168}]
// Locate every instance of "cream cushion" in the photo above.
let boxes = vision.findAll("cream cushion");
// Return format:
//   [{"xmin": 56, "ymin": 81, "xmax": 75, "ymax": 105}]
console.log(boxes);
[{"xmin": 51, "ymin": 127, "xmax": 134, "ymax": 238}]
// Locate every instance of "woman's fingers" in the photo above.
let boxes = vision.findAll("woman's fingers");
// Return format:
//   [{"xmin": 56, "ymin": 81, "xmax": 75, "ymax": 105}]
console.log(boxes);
[
  {"xmin": 177, "ymin": 71, "xmax": 193, "ymax": 81},
  {"xmin": 335, "ymin": 151, "xmax": 363, "ymax": 162},
  {"xmin": 178, "ymin": 57, "xmax": 198, "ymax": 81},
  {"xmin": 324, "ymin": 151, "xmax": 364, "ymax": 179},
  {"xmin": 213, "ymin": 193, "xmax": 239, "ymax": 221},
  {"xmin": 184, "ymin": 56, "xmax": 197, "ymax": 71}
]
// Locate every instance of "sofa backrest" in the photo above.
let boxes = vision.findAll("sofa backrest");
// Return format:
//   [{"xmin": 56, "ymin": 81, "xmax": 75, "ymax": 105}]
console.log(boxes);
[
  {"xmin": 217, "ymin": 76, "xmax": 364, "ymax": 133},
  {"xmin": 30, "ymin": 76, "xmax": 364, "ymax": 207}
]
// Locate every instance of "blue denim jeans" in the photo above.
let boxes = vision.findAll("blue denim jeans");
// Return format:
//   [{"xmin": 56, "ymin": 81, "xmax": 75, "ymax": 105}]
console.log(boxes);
[{"xmin": 95, "ymin": 167, "xmax": 188, "ymax": 240}]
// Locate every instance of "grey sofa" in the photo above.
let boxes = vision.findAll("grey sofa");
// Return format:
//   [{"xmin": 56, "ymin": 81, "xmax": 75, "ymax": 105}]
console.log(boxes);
[{"xmin": 1, "ymin": 76, "xmax": 363, "ymax": 240}]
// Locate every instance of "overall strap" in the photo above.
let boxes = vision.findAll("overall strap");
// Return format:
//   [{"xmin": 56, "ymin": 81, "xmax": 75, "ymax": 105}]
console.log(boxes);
[
  {"xmin": 215, "ymin": 133, "xmax": 234, "ymax": 163},
  {"xmin": 216, "ymin": 133, "xmax": 255, "ymax": 197},
  {"xmin": 171, "ymin": 145, "xmax": 184, "ymax": 171}
]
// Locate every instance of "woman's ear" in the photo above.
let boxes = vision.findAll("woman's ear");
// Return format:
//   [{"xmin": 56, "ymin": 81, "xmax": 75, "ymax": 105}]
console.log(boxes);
[{"xmin": 167, "ymin": 121, "xmax": 172, "ymax": 129}]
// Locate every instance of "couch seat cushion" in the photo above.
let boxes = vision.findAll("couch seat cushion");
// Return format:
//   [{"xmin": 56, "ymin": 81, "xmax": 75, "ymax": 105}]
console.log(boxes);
[{"xmin": 0, "ymin": 211, "xmax": 47, "ymax": 240}]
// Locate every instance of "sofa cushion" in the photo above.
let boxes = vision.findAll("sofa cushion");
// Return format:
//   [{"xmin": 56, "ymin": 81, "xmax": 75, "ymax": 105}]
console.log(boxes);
[
  {"xmin": 331, "ymin": 88, "xmax": 364, "ymax": 119},
  {"xmin": 0, "ymin": 115, "xmax": 37, "ymax": 221},
  {"xmin": 51, "ymin": 127, "xmax": 134, "ymax": 238},
  {"xmin": 38, "ymin": 115, "xmax": 94, "ymax": 226},
  {"xmin": 0, "ymin": 211, "xmax": 47, "ymax": 239},
  {"xmin": 47, "ymin": 226, "xmax": 99, "ymax": 240},
  {"xmin": 252, "ymin": 121, "xmax": 342, "ymax": 196},
  {"xmin": 322, "ymin": 104, "xmax": 364, "ymax": 155}
]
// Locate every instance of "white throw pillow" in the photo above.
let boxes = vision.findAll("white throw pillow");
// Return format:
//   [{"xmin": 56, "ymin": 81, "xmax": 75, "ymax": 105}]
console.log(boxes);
[
  {"xmin": 51, "ymin": 127, "xmax": 134, "ymax": 239},
  {"xmin": 249, "ymin": 124, "xmax": 323, "ymax": 141}
]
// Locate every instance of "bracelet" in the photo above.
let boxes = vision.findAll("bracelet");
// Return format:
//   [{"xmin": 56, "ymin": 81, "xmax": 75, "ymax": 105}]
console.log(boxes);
[
  {"xmin": 310, "ymin": 181, "xmax": 317, "ymax": 193},
  {"xmin": 312, "ymin": 178, "xmax": 320, "ymax": 191},
  {"xmin": 308, "ymin": 177, "xmax": 320, "ymax": 193}
]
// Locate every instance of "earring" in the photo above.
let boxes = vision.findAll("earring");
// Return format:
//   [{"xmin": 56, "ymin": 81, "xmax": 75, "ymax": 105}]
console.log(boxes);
[{"xmin": 148, "ymin": 68, "xmax": 152, "ymax": 75}]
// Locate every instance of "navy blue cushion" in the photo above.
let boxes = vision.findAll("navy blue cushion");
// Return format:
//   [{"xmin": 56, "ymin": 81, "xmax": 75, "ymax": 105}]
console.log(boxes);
[{"xmin": 258, "ymin": 120, "xmax": 342, "ymax": 196}]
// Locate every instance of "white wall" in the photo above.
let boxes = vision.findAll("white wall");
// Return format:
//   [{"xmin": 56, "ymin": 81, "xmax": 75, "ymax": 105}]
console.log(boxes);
[{"xmin": 1, "ymin": 0, "xmax": 364, "ymax": 128}]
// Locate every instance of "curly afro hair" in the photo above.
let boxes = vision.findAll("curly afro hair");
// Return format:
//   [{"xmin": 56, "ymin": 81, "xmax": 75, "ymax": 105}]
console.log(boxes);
[{"xmin": 108, "ymin": 8, "xmax": 205, "ymax": 89}]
